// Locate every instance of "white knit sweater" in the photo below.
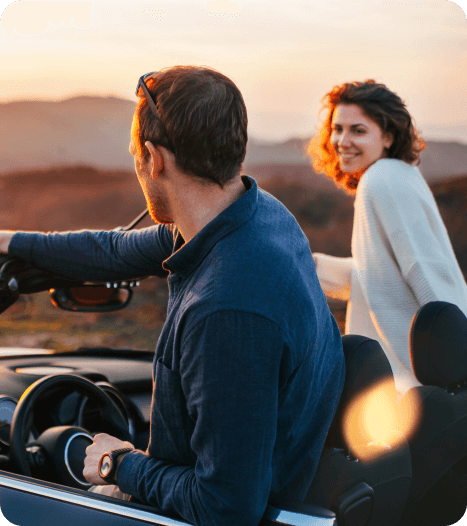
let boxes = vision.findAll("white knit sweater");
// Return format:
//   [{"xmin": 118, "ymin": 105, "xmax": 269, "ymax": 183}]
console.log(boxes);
[{"xmin": 315, "ymin": 158, "xmax": 467, "ymax": 396}]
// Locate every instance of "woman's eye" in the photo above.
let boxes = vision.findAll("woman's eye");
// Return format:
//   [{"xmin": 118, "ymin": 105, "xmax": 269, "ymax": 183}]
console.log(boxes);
[{"xmin": 355, "ymin": 128, "xmax": 365, "ymax": 134}]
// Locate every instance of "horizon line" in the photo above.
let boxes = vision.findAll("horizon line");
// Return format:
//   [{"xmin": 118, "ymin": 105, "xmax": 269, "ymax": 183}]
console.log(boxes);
[{"xmin": 0, "ymin": 94, "xmax": 466, "ymax": 146}]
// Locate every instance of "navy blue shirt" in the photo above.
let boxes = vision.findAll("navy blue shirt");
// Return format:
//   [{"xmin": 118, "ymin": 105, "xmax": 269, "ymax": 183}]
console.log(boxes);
[{"xmin": 10, "ymin": 176, "xmax": 344, "ymax": 526}]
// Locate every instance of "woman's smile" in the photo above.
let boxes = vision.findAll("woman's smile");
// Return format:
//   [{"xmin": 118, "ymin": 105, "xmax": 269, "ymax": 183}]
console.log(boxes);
[
  {"xmin": 338, "ymin": 152, "xmax": 360, "ymax": 161},
  {"xmin": 331, "ymin": 104, "xmax": 393, "ymax": 175}
]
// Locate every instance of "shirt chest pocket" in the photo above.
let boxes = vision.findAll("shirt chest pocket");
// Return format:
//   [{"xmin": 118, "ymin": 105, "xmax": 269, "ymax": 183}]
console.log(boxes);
[{"xmin": 148, "ymin": 358, "xmax": 196, "ymax": 465}]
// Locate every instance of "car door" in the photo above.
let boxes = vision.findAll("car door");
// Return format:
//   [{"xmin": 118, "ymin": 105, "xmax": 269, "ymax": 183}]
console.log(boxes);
[
  {"xmin": 0, "ymin": 471, "xmax": 191, "ymax": 526},
  {"xmin": 0, "ymin": 471, "xmax": 337, "ymax": 526}
]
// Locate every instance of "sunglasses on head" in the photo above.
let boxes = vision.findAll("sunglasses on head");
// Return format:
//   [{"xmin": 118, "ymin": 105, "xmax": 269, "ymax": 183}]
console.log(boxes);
[{"xmin": 135, "ymin": 72, "xmax": 159, "ymax": 117}]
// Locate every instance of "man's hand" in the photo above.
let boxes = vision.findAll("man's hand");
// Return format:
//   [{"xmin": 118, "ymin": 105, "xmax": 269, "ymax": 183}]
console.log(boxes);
[
  {"xmin": 83, "ymin": 433, "xmax": 134, "ymax": 486},
  {"xmin": 89, "ymin": 484, "xmax": 131, "ymax": 500},
  {"xmin": 0, "ymin": 232, "xmax": 15, "ymax": 255}
]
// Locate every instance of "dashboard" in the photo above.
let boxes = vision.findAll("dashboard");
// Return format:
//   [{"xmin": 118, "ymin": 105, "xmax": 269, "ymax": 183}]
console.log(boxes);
[{"xmin": 0, "ymin": 348, "xmax": 155, "ymax": 460}]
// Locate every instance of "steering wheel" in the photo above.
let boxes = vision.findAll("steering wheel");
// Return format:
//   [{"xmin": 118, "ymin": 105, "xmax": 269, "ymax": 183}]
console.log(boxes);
[{"xmin": 9, "ymin": 374, "xmax": 131, "ymax": 489}]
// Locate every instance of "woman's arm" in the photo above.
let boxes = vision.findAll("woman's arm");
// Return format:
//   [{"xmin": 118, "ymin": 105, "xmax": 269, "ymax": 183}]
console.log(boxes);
[{"xmin": 313, "ymin": 253, "xmax": 353, "ymax": 301}]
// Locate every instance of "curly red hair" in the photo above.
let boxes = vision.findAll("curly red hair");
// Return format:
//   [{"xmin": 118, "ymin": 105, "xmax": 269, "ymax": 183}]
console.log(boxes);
[{"xmin": 307, "ymin": 80, "xmax": 426, "ymax": 193}]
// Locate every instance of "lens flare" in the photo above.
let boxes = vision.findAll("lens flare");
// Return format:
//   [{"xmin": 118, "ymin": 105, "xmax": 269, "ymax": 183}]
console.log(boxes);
[{"xmin": 343, "ymin": 378, "xmax": 421, "ymax": 461}]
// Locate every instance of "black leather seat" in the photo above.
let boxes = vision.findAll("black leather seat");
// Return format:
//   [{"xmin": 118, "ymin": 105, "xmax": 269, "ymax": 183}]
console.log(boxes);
[
  {"xmin": 397, "ymin": 301, "xmax": 467, "ymax": 526},
  {"xmin": 305, "ymin": 335, "xmax": 412, "ymax": 526}
]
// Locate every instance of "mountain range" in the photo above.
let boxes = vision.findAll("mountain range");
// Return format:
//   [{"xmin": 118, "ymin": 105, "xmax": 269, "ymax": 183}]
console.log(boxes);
[{"xmin": 1, "ymin": 96, "xmax": 467, "ymax": 185}]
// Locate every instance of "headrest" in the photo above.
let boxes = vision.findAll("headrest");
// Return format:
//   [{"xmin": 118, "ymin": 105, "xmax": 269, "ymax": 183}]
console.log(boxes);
[{"xmin": 410, "ymin": 301, "xmax": 467, "ymax": 388}]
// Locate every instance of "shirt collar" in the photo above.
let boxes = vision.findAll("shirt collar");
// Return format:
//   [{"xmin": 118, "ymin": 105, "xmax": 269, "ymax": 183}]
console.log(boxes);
[{"xmin": 163, "ymin": 175, "xmax": 257, "ymax": 278}]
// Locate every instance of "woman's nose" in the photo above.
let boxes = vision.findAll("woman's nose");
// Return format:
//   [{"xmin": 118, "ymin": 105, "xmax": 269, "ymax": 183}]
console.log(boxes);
[{"xmin": 338, "ymin": 131, "xmax": 351, "ymax": 147}]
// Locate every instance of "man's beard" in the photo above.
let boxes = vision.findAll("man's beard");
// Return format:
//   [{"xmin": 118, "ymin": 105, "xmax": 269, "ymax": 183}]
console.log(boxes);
[{"xmin": 147, "ymin": 191, "xmax": 173, "ymax": 225}]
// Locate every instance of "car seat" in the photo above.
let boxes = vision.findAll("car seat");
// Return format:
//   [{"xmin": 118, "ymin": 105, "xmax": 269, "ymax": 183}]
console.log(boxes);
[
  {"xmin": 304, "ymin": 334, "xmax": 412, "ymax": 526},
  {"xmin": 396, "ymin": 301, "xmax": 467, "ymax": 526}
]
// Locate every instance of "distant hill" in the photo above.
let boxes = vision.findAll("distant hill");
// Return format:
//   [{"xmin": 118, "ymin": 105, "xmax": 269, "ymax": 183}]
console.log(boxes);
[
  {"xmin": 0, "ymin": 96, "xmax": 136, "ymax": 173},
  {"xmin": 416, "ymin": 142, "xmax": 467, "ymax": 183},
  {"xmin": 1, "ymin": 96, "xmax": 467, "ymax": 185},
  {"xmin": 245, "ymin": 137, "xmax": 310, "ymax": 165},
  {"xmin": 244, "ymin": 138, "xmax": 467, "ymax": 185}
]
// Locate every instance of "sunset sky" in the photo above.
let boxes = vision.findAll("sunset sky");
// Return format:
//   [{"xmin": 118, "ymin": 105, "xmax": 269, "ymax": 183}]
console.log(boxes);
[{"xmin": 1, "ymin": 0, "xmax": 466, "ymax": 142}]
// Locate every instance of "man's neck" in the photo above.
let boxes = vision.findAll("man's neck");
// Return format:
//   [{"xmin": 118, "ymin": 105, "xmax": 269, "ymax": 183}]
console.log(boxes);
[{"xmin": 167, "ymin": 175, "xmax": 247, "ymax": 243}]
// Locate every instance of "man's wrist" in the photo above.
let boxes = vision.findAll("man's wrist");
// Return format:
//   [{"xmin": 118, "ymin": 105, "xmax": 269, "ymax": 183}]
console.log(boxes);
[
  {"xmin": 98, "ymin": 447, "xmax": 134, "ymax": 485},
  {"xmin": 114, "ymin": 450, "xmax": 132, "ymax": 481}
]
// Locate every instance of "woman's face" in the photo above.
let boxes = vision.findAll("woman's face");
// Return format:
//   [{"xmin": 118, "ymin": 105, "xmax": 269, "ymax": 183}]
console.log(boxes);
[{"xmin": 330, "ymin": 104, "xmax": 393, "ymax": 176}]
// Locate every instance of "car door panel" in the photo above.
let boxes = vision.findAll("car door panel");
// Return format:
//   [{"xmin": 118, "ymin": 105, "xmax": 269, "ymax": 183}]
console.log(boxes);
[{"xmin": 0, "ymin": 472, "xmax": 191, "ymax": 526}]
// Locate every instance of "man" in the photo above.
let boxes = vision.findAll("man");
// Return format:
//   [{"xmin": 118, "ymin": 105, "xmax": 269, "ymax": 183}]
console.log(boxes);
[{"xmin": 0, "ymin": 66, "xmax": 344, "ymax": 526}]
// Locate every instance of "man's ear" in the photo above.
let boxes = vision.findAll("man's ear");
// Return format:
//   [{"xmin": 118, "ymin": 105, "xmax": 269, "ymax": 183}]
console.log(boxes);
[{"xmin": 145, "ymin": 141, "xmax": 164, "ymax": 179}]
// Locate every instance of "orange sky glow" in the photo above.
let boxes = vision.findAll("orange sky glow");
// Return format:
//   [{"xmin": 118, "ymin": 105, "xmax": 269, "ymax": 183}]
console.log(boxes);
[{"xmin": 0, "ymin": 0, "xmax": 466, "ymax": 142}]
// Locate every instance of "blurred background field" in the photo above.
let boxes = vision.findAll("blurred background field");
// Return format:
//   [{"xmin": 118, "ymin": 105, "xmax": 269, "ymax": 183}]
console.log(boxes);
[{"xmin": 0, "ymin": 137, "xmax": 466, "ymax": 351}]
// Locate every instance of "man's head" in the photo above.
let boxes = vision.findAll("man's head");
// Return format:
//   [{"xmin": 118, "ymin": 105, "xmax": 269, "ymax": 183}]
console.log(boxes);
[{"xmin": 132, "ymin": 66, "xmax": 248, "ymax": 188}]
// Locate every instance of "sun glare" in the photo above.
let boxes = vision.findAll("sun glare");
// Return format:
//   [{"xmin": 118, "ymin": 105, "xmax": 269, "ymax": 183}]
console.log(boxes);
[{"xmin": 343, "ymin": 378, "xmax": 421, "ymax": 462}]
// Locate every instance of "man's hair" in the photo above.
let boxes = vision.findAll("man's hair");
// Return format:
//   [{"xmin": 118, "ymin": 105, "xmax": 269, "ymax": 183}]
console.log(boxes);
[
  {"xmin": 307, "ymin": 80, "xmax": 426, "ymax": 190},
  {"xmin": 133, "ymin": 66, "xmax": 248, "ymax": 187}
]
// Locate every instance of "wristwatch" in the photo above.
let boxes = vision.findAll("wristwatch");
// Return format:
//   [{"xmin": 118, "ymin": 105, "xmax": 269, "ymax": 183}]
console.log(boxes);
[{"xmin": 98, "ymin": 448, "xmax": 133, "ymax": 485}]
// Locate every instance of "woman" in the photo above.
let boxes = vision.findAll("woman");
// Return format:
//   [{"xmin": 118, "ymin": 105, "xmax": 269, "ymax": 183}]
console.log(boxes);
[{"xmin": 308, "ymin": 80, "xmax": 467, "ymax": 397}]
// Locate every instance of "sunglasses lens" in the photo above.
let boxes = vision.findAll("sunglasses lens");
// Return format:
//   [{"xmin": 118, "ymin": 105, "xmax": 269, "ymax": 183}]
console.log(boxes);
[{"xmin": 136, "ymin": 72, "xmax": 157, "ymax": 95}]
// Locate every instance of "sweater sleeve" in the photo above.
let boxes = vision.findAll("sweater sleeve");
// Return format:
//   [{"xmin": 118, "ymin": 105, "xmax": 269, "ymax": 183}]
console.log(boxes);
[
  {"xmin": 314, "ymin": 253, "xmax": 352, "ymax": 301},
  {"xmin": 363, "ymin": 160, "xmax": 467, "ymax": 308},
  {"xmin": 8, "ymin": 226, "xmax": 174, "ymax": 281},
  {"xmin": 117, "ymin": 310, "xmax": 283, "ymax": 526}
]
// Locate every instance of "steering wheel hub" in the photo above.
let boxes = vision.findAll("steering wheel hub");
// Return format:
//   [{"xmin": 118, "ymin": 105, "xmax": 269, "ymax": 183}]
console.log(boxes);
[{"xmin": 33, "ymin": 426, "xmax": 93, "ymax": 489}]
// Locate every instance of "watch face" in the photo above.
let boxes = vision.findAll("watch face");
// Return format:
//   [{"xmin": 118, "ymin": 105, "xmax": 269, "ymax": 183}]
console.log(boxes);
[{"xmin": 99, "ymin": 454, "xmax": 112, "ymax": 477}]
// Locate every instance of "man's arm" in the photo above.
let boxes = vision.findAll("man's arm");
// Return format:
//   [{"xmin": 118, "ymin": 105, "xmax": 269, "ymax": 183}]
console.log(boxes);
[
  {"xmin": 117, "ymin": 311, "xmax": 284, "ymax": 526},
  {"xmin": 3, "ymin": 226, "xmax": 175, "ymax": 281}
]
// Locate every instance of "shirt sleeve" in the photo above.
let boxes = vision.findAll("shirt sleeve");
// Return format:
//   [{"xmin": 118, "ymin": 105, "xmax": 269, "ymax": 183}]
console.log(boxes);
[
  {"xmin": 314, "ymin": 253, "xmax": 352, "ymax": 301},
  {"xmin": 117, "ymin": 310, "xmax": 284, "ymax": 526},
  {"xmin": 8, "ymin": 226, "xmax": 174, "ymax": 281}
]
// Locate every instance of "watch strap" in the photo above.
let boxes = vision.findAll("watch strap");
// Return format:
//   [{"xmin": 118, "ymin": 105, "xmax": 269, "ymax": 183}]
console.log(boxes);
[
  {"xmin": 109, "ymin": 447, "xmax": 134, "ymax": 457},
  {"xmin": 99, "ymin": 447, "xmax": 133, "ymax": 485}
]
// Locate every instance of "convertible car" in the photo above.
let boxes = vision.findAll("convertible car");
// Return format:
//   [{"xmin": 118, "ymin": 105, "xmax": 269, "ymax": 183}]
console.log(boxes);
[{"xmin": 0, "ymin": 210, "xmax": 466, "ymax": 526}]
